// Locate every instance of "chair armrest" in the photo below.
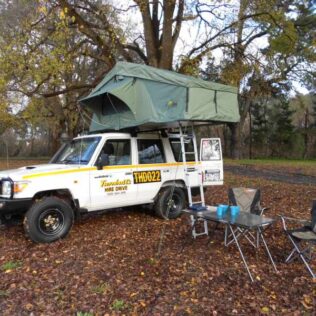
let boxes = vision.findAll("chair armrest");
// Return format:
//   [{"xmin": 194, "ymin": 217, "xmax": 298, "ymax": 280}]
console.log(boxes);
[
  {"xmin": 278, "ymin": 215, "xmax": 311, "ymax": 231},
  {"xmin": 279, "ymin": 215, "xmax": 310, "ymax": 224},
  {"xmin": 259, "ymin": 207, "xmax": 270, "ymax": 216}
]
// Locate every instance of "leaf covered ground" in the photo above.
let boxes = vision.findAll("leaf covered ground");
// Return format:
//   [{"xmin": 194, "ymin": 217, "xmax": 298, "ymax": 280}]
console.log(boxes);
[{"xmin": 0, "ymin": 161, "xmax": 316, "ymax": 315}]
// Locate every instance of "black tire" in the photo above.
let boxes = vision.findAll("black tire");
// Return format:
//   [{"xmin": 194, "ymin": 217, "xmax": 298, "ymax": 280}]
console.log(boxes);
[
  {"xmin": 23, "ymin": 197, "xmax": 74, "ymax": 243},
  {"xmin": 154, "ymin": 187, "xmax": 186, "ymax": 219}
]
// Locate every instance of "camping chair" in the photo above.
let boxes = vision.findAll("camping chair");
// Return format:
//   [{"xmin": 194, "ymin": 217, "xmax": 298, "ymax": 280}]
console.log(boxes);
[
  {"xmin": 225, "ymin": 187, "xmax": 269, "ymax": 248},
  {"xmin": 280, "ymin": 200, "xmax": 316, "ymax": 278}
]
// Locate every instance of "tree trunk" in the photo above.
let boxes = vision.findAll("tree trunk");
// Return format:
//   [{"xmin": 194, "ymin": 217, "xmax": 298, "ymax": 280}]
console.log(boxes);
[
  {"xmin": 303, "ymin": 109, "xmax": 309, "ymax": 159},
  {"xmin": 223, "ymin": 125, "xmax": 230, "ymax": 157},
  {"xmin": 229, "ymin": 123, "xmax": 241, "ymax": 159},
  {"xmin": 249, "ymin": 106, "xmax": 253, "ymax": 159}
]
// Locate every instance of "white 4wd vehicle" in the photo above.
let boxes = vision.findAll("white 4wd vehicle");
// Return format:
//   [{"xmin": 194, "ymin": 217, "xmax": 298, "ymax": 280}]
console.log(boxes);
[{"xmin": 0, "ymin": 131, "xmax": 223, "ymax": 243}]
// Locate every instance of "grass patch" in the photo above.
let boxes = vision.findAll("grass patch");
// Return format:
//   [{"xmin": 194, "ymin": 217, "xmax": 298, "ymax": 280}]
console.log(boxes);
[
  {"xmin": 225, "ymin": 158, "xmax": 316, "ymax": 177},
  {"xmin": 91, "ymin": 282, "xmax": 111, "ymax": 295},
  {"xmin": 111, "ymin": 299, "xmax": 127, "ymax": 311},
  {"xmin": 225, "ymin": 158, "xmax": 316, "ymax": 166},
  {"xmin": 76, "ymin": 312, "xmax": 94, "ymax": 316},
  {"xmin": 0, "ymin": 290, "xmax": 9, "ymax": 297},
  {"xmin": 0, "ymin": 157, "xmax": 50, "ymax": 161},
  {"xmin": 147, "ymin": 257, "xmax": 157, "ymax": 265},
  {"xmin": 1, "ymin": 260, "xmax": 22, "ymax": 271}
]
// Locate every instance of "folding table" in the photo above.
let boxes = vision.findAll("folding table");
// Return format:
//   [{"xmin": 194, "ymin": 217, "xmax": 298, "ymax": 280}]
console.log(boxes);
[{"xmin": 183, "ymin": 208, "xmax": 278, "ymax": 282}]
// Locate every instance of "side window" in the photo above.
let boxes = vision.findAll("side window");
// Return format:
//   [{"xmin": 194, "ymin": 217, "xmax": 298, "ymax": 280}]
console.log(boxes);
[
  {"xmin": 100, "ymin": 139, "xmax": 131, "ymax": 165},
  {"xmin": 169, "ymin": 138, "xmax": 195, "ymax": 162},
  {"xmin": 138, "ymin": 139, "xmax": 165, "ymax": 164}
]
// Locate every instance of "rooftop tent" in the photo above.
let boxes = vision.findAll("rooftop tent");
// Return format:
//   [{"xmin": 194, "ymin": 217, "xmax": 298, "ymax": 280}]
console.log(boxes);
[{"xmin": 79, "ymin": 62, "xmax": 240, "ymax": 132}]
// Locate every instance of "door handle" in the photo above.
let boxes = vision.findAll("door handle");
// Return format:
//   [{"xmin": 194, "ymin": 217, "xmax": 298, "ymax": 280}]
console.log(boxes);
[
  {"xmin": 187, "ymin": 168, "xmax": 197, "ymax": 172},
  {"xmin": 125, "ymin": 172, "xmax": 132, "ymax": 175},
  {"xmin": 163, "ymin": 170, "xmax": 170, "ymax": 173}
]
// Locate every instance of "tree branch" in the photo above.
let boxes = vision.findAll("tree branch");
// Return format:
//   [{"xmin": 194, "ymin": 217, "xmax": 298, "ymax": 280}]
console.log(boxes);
[
  {"xmin": 41, "ymin": 84, "xmax": 93, "ymax": 98},
  {"xmin": 172, "ymin": 0, "xmax": 184, "ymax": 49},
  {"xmin": 188, "ymin": 11, "xmax": 279, "ymax": 58},
  {"xmin": 124, "ymin": 42, "xmax": 148, "ymax": 63}
]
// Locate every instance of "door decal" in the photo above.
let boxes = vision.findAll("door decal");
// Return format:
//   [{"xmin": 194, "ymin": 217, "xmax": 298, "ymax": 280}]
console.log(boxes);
[{"xmin": 100, "ymin": 179, "xmax": 132, "ymax": 193}]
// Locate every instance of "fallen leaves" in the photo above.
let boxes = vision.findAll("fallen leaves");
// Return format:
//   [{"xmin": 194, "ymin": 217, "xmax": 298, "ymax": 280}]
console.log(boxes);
[
  {"xmin": 0, "ymin": 171, "xmax": 315, "ymax": 315},
  {"xmin": 261, "ymin": 306, "xmax": 270, "ymax": 314},
  {"xmin": 301, "ymin": 294, "xmax": 314, "ymax": 310}
]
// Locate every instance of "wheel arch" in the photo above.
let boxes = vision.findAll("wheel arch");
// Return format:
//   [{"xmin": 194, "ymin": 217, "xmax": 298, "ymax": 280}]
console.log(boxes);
[
  {"xmin": 155, "ymin": 180, "xmax": 186, "ymax": 201},
  {"xmin": 32, "ymin": 189, "xmax": 79, "ymax": 213},
  {"xmin": 161, "ymin": 180, "xmax": 186, "ymax": 189}
]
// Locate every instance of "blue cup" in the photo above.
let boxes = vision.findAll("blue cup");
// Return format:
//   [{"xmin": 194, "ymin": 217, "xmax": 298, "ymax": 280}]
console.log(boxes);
[
  {"xmin": 217, "ymin": 205, "xmax": 226, "ymax": 218},
  {"xmin": 218, "ymin": 204, "xmax": 229, "ymax": 215},
  {"xmin": 230, "ymin": 205, "xmax": 240, "ymax": 217}
]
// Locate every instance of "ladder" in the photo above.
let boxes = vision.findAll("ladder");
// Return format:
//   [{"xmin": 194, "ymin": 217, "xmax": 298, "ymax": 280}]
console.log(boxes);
[{"xmin": 178, "ymin": 124, "xmax": 208, "ymax": 238}]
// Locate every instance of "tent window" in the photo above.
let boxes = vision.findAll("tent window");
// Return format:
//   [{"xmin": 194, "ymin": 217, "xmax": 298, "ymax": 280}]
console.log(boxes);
[{"xmin": 102, "ymin": 94, "xmax": 131, "ymax": 115}]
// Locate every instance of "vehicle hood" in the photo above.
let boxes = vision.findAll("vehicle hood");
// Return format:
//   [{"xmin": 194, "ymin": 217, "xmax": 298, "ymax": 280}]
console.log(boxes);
[{"xmin": 0, "ymin": 164, "xmax": 89, "ymax": 181}]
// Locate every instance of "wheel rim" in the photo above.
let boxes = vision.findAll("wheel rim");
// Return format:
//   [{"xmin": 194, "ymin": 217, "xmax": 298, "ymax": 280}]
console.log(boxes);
[
  {"xmin": 38, "ymin": 208, "xmax": 65, "ymax": 236},
  {"xmin": 166, "ymin": 192, "xmax": 181, "ymax": 215}
]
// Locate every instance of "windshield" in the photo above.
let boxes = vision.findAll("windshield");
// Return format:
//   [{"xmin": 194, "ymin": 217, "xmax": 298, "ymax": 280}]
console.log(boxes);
[{"xmin": 51, "ymin": 137, "xmax": 101, "ymax": 165}]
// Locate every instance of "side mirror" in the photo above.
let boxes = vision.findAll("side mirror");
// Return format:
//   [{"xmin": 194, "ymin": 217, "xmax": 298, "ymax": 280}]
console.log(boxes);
[{"xmin": 96, "ymin": 153, "xmax": 109, "ymax": 170}]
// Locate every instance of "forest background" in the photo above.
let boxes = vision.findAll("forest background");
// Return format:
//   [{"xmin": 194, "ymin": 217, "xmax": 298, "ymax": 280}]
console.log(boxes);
[{"xmin": 0, "ymin": 0, "xmax": 315, "ymax": 160}]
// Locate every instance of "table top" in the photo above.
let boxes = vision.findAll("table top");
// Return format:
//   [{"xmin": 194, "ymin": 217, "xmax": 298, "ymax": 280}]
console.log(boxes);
[{"xmin": 183, "ymin": 207, "xmax": 275, "ymax": 229}]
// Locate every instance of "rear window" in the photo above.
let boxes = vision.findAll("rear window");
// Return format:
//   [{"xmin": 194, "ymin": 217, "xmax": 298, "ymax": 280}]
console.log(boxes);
[
  {"xmin": 137, "ymin": 139, "xmax": 165, "ymax": 164},
  {"xmin": 169, "ymin": 138, "xmax": 195, "ymax": 162}
]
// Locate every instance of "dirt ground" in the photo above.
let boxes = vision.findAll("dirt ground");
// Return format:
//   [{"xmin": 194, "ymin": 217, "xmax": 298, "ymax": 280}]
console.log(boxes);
[{"xmin": 0, "ymin": 160, "xmax": 315, "ymax": 315}]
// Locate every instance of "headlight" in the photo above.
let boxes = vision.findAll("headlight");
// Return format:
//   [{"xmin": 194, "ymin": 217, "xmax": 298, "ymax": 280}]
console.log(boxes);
[{"xmin": 1, "ymin": 180, "xmax": 12, "ymax": 198}]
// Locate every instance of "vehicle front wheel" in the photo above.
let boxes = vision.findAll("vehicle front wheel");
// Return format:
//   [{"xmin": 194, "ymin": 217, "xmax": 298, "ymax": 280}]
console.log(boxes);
[
  {"xmin": 23, "ymin": 197, "xmax": 74, "ymax": 243},
  {"xmin": 154, "ymin": 187, "xmax": 186, "ymax": 219}
]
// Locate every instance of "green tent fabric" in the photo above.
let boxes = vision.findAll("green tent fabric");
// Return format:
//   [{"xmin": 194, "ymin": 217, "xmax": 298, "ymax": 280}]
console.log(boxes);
[{"xmin": 79, "ymin": 62, "xmax": 240, "ymax": 132}]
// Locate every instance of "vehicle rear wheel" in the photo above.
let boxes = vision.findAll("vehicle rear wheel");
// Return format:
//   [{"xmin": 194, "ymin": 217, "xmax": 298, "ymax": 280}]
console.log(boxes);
[
  {"xmin": 23, "ymin": 197, "xmax": 74, "ymax": 243},
  {"xmin": 154, "ymin": 187, "xmax": 185, "ymax": 219}
]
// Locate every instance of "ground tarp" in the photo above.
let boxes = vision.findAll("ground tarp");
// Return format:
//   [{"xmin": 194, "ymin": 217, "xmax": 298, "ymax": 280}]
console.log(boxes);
[{"xmin": 79, "ymin": 62, "xmax": 240, "ymax": 131}]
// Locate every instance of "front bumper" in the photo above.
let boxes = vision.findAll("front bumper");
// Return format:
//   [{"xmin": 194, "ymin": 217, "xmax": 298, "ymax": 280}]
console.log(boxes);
[{"xmin": 0, "ymin": 198, "xmax": 33, "ymax": 215}]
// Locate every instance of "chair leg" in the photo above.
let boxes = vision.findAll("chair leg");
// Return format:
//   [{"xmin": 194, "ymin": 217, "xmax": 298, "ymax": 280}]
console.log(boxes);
[
  {"xmin": 256, "ymin": 230, "xmax": 260, "ymax": 248},
  {"xmin": 286, "ymin": 246, "xmax": 312, "ymax": 263},
  {"xmin": 285, "ymin": 248, "xmax": 297, "ymax": 263},
  {"xmin": 287, "ymin": 235, "xmax": 315, "ymax": 278}
]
